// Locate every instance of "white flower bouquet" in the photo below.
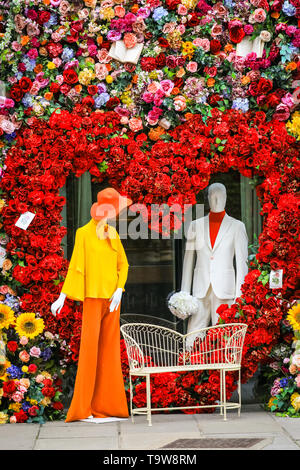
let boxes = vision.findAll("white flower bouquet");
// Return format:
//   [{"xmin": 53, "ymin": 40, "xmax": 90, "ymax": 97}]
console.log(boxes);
[{"xmin": 168, "ymin": 291, "xmax": 199, "ymax": 320}]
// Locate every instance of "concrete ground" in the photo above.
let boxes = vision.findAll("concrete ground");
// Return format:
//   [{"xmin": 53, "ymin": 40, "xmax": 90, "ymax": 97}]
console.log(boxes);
[{"xmin": 0, "ymin": 404, "xmax": 299, "ymax": 451}]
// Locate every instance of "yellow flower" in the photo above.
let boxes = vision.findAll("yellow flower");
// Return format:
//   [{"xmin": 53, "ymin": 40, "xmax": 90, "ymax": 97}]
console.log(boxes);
[
  {"xmin": 8, "ymin": 403, "xmax": 21, "ymax": 412},
  {"xmin": 30, "ymin": 399, "xmax": 38, "ymax": 405},
  {"xmin": 181, "ymin": 0, "xmax": 197, "ymax": 9},
  {"xmin": 286, "ymin": 112, "xmax": 300, "ymax": 141},
  {"xmin": 0, "ymin": 199, "xmax": 5, "ymax": 212},
  {"xmin": 21, "ymin": 366, "xmax": 28, "ymax": 373},
  {"xmin": 15, "ymin": 312, "xmax": 44, "ymax": 340},
  {"xmin": 41, "ymin": 371, "xmax": 51, "ymax": 379},
  {"xmin": 47, "ymin": 61, "xmax": 57, "ymax": 70},
  {"xmin": 0, "ymin": 304, "xmax": 15, "ymax": 330},
  {"xmin": 287, "ymin": 304, "xmax": 300, "ymax": 332},
  {"xmin": 100, "ymin": 6, "xmax": 115, "ymax": 20},
  {"xmin": 0, "ymin": 412, "xmax": 8, "ymax": 424},
  {"xmin": 268, "ymin": 396, "xmax": 277, "ymax": 409},
  {"xmin": 0, "ymin": 359, "xmax": 11, "ymax": 381},
  {"xmin": 291, "ymin": 393, "xmax": 300, "ymax": 411},
  {"xmin": 78, "ymin": 68, "xmax": 95, "ymax": 86},
  {"xmin": 41, "ymin": 397, "xmax": 51, "ymax": 406},
  {"xmin": 106, "ymin": 75, "xmax": 113, "ymax": 84}
]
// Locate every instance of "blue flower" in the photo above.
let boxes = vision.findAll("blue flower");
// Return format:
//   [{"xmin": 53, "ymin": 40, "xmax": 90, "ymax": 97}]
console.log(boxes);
[
  {"xmin": 22, "ymin": 93, "xmax": 33, "ymax": 108},
  {"xmin": 282, "ymin": 1, "xmax": 296, "ymax": 16},
  {"xmin": 22, "ymin": 401, "xmax": 31, "ymax": 412},
  {"xmin": 94, "ymin": 93, "xmax": 110, "ymax": 108},
  {"xmin": 224, "ymin": 0, "xmax": 236, "ymax": 7},
  {"xmin": 153, "ymin": 7, "xmax": 168, "ymax": 22},
  {"xmin": 41, "ymin": 347, "xmax": 52, "ymax": 361},
  {"xmin": 44, "ymin": 13, "xmax": 58, "ymax": 27},
  {"xmin": 232, "ymin": 98, "xmax": 249, "ymax": 112},
  {"xmin": 61, "ymin": 47, "xmax": 75, "ymax": 62},
  {"xmin": 7, "ymin": 365, "xmax": 23, "ymax": 379}
]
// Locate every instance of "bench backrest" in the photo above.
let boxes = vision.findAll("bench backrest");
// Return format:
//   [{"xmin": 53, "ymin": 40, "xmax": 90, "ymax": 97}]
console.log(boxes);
[{"xmin": 121, "ymin": 323, "xmax": 248, "ymax": 372}]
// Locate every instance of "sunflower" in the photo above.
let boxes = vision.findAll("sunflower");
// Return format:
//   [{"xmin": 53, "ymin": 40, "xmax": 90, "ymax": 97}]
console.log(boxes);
[
  {"xmin": 287, "ymin": 304, "xmax": 300, "ymax": 332},
  {"xmin": 291, "ymin": 393, "xmax": 300, "ymax": 412},
  {"xmin": 0, "ymin": 359, "xmax": 11, "ymax": 381},
  {"xmin": 0, "ymin": 304, "xmax": 15, "ymax": 330},
  {"xmin": 15, "ymin": 312, "xmax": 44, "ymax": 340}
]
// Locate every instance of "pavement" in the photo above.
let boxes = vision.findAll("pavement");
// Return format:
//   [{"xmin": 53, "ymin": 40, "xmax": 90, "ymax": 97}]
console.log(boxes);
[{"xmin": 0, "ymin": 404, "xmax": 299, "ymax": 452}]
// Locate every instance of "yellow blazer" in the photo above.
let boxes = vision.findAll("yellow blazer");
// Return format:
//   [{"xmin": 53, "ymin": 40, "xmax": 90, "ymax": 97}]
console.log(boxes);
[{"xmin": 61, "ymin": 219, "xmax": 129, "ymax": 302}]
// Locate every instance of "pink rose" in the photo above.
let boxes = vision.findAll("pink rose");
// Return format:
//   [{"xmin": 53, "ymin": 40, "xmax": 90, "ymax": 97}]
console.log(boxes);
[
  {"xmin": 177, "ymin": 4, "xmax": 188, "ymax": 15},
  {"xmin": 10, "ymin": 416, "xmax": 17, "ymax": 423},
  {"xmin": 273, "ymin": 103, "xmax": 290, "ymax": 121},
  {"xmin": 19, "ymin": 350, "xmax": 30, "ymax": 363},
  {"xmin": 187, "ymin": 61, "xmax": 198, "ymax": 73},
  {"xmin": 177, "ymin": 24, "xmax": 185, "ymax": 34},
  {"xmin": 129, "ymin": 117, "xmax": 143, "ymax": 132},
  {"xmin": 192, "ymin": 38, "xmax": 210, "ymax": 51},
  {"xmin": 35, "ymin": 374, "xmax": 45, "ymax": 384},
  {"xmin": 19, "ymin": 336, "xmax": 28, "ymax": 346},
  {"xmin": 12, "ymin": 391, "xmax": 24, "ymax": 402},
  {"xmin": 211, "ymin": 23, "xmax": 223, "ymax": 38},
  {"xmin": 174, "ymin": 95, "xmax": 186, "ymax": 111},
  {"xmin": 95, "ymin": 63, "xmax": 109, "ymax": 80},
  {"xmin": 296, "ymin": 374, "xmax": 300, "ymax": 388},
  {"xmin": 160, "ymin": 79, "xmax": 174, "ymax": 96},
  {"xmin": 142, "ymin": 92, "xmax": 154, "ymax": 103},
  {"xmin": 251, "ymin": 8, "xmax": 267, "ymax": 23},
  {"xmin": 97, "ymin": 49, "xmax": 111, "ymax": 63},
  {"xmin": 30, "ymin": 346, "xmax": 41, "ymax": 358}
]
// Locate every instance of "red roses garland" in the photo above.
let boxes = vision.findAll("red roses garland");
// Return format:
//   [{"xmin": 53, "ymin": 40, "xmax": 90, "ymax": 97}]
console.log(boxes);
[{"xmin": 1, "ymin": 105, "xmax": 299, "ymax": 410}]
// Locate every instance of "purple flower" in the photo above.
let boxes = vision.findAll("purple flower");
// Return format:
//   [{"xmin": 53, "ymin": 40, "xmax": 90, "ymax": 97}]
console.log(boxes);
[{"xmin": 107, "ymin": 30, "xmax": 122, "ymax": 41}]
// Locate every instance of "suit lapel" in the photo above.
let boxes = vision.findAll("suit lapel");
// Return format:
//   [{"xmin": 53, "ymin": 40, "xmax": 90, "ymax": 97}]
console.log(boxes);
[
  {"xmin": 204, "ymin": 215, "xmax": 212, "ymax": 251},
  {"xmin": 212, "ymin": 213, "xmax": 232, "ymax": 252}
]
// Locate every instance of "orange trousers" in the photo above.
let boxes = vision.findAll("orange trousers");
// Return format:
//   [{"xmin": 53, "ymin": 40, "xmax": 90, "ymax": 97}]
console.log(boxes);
[{"xmin": 65, "ymin": 298, "xmax": 129, "ymax": 422}]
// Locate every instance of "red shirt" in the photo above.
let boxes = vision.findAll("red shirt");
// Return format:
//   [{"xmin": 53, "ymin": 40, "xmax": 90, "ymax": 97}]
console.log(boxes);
[{"xmin": 209, "ymin": 210, "xmax": 226, "ymax": 248}]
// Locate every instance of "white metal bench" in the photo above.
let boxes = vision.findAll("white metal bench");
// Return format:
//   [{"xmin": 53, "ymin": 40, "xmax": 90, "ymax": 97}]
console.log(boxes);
[{"xmin": 120, "ymin": 322, "xmax": 248, "ymax": 426}]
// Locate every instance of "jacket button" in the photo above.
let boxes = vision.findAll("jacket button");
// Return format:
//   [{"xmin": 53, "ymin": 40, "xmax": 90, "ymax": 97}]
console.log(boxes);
[{"xmin": 210, "ymin": 256, "xmax": 214, "ymax": 260}]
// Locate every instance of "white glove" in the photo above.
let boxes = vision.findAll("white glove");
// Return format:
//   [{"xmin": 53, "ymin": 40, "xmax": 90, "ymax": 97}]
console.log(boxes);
[
  {"xmin": 51, "ymin": 292, "xmax": 66, "ymax": 316},
  {"xmin": 109, "ymin": 287, "xmax": 123, "ymax": 312}
]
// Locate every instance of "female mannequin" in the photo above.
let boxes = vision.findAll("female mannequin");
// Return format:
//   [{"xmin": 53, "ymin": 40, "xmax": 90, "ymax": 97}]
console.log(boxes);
[{"xmin": 51, "ymin": 188, "xmax": 132, "ymax": 423}]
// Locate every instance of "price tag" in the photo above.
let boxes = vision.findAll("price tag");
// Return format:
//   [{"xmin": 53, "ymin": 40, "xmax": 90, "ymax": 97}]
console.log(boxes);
[
  {"xmin": 15, "ymin": 211, "xmax": 35, "ymax": 230},
  {"xmin": 269, "ymin": 269, "xmax": 283, "ymax": 289}
]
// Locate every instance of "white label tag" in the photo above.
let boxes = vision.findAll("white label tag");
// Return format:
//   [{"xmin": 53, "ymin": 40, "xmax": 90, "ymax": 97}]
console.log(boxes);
[
  {"xmin": 269, "ymin": 269, "xmax": 283, "ymax": 289},
  {"xmin": 15, "ymin": 211, "xmax": 35, "ymax": 230},
  {"xmin": 0, "ymin": 246, "xmax": 6, "ymax": 268}
]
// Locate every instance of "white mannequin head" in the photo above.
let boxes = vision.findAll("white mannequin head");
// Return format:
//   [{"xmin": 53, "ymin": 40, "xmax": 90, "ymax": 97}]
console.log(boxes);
[{"xmin": 208, "ymin": 183, "xmax": 226, "ymax": 212}]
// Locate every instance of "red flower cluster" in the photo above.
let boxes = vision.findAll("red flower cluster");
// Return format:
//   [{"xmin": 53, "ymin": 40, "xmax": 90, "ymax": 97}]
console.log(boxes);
[{"xmin": 1, "ymin": 105, "xmax": 299, "ymax": 411}]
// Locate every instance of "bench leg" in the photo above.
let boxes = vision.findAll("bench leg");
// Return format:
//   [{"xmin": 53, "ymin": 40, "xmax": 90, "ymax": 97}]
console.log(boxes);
[
  {"xmin": 238, "ymin": 368, "xmax": 241, "ymax": 417},
  {"xmin": 146, "ymin": 374, "xmax": 152, "ymax": 426},
  {"xmin": 222, "ymin": 369, "xmax": 227, "ymax": 421},
  {"xmin": 219, "ymin": 369, "xmax": 223, "ymax": 415},
  {"xmin": 129, "ymin": 374, "xmax": 134, "ymax": 423}
]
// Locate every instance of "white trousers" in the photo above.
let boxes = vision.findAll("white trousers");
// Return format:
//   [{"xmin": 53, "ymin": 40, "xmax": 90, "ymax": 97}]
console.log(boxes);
[{"xmin": 186, "ymin": 284, "xmax": 234, "ymax": 346}]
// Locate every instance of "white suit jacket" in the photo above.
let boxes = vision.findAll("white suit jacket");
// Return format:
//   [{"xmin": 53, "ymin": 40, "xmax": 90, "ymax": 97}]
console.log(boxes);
[{"xmin": 181, "ymin": 213, "xmax": 248, "ymax": 300}]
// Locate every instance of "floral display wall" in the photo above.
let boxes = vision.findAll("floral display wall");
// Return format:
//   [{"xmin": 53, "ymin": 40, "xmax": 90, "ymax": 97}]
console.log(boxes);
[{"xmin": 0, "ymin": 0, "xmax": 299, "ymax": 423}]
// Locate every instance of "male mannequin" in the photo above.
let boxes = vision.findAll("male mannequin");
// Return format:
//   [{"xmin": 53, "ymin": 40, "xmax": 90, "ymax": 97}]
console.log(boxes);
[{"xmin": 181, "ymin": 183, "xmax": 248, "ymax": 341}]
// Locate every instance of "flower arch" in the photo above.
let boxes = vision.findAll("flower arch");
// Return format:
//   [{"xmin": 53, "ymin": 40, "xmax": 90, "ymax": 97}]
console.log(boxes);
[{"xmin": 1, "ymin": 104, "xmax": 299, "ymax": 411}]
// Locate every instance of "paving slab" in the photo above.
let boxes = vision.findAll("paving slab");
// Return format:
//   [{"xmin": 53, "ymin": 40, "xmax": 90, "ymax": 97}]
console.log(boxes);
[
  {"xmin": 119, "ymin": 431, "xmax": 202, "ymax": 450},
  {"xmin": 0, "ymin": 424, "xmax": 39, "ymax": 450},
  {"xmin": 272, "ymin": 416, "xmax": 300, "ymax": 441},
  {"xmin": 39, "ymin": 423, "xmax": 118, "ymax": 439},
  {"xmin": 33, "ymin": 436, "xmax": 118, "ymax": 450}
]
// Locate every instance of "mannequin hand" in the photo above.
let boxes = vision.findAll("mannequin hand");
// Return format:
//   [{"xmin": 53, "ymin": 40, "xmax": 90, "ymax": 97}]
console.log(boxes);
[
  {"xmin": 51, "ymin": 292, "xmax": 66, "ymax": 317},
  {"xmin": 109, "ymin": 287, "xmax": 123, "ymax": 312}
]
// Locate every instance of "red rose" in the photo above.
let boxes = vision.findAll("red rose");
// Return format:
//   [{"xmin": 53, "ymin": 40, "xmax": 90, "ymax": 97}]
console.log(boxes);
[
  {"xmin": 19, "ymin": 77, "xmax": 33, "ymax": 92},
  {"xmin": 63, "ymin": 69, "xmax": 78, "ymax": 85},
  {"xmin": 42, "ymin": 386, "xmax": 56, "ymax": 398},
  {"xmin": 50, "ymin": 82, "xmax": 61, "ymax": 94},
  {"xmin": 52, "ymin": 402, "xmax": 64, "ymax": 410},
  {"xmin": 187, "ymin": 12, "xmax": 200, "ymax": 27},
  {"xmin": 28, "ymin": 405, "xmax": 39, "ymax": 417},
  {"xmin": 210, "ymin": 39, "xmax": 222, "ymax": 54},
  {"xmin": 7, "ymin": 341, "xmax": 18, "ymax": 353},
  {"xmin": 87, "ymin": 85, "xmax": 98, "ymax": 96},
  {"xmin": 257, "ymin": 78, "xmax": 273, "ymax": 94},
  {"xmin": 158, "ymin": 37, "xmax": 169, "ymax": 48},
  {"xmin": 82, "ymin": 96, "xmax": 94, "ymax": 107},
  {"xmin": 106, "ymin": 97, "xmax": 120, "ymax": 109},
  {"xmin": 38, "ymin": 11, "xmax": 51, "ymax": 24},
  {"xmin": 47, "ymin": 41, "xmax": 63, "ymax": 58},
  {"xmin": 14, "ymin": 410, "xmax": 28, "ymax": 423},
  {"xmin": 10, "ymin": 84, "xmax": 23, "ymax": 102},
  {"xmin": 3, "ymin": 380, "xmax": 17, "ymax": 396},
  {"xmin": 229, "ymin": 26, "xmax": 245, "ymax": 44},
  {"xmin": 140, "ymin": 57, "xmax": 157, "ymax": 72},
  {"xmin": 28, "ymin": 363, "xmax": 38, "ymax": 374},
  {"xmin": 155, "ymin": 52, "xmax": 166, "ymax": 68}
]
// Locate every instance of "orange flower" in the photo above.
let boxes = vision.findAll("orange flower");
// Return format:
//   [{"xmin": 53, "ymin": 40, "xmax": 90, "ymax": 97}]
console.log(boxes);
[
  {"xmin": 74, "ymin": 85, "xmax": 82, "ymax": 93},
  {"xmin": 43, "ymin": 0, "xmax": 50, "ymax": 4},
  {"xmin": 206, "ymin": 77, "xmax": 215, "ymax": 87},
  {"xmin": 34, "ymin": 64, "xmax": 43, "ymax": 74},
  {"xmin": 184, "ymin": 113, "xmax": 194, "ymax": 121},
  {"xmin": 271, "ymin": 11, "xmax": 280, "ymax": 19},
  {"xmin": 171, "ymin": 87, "xmax": 180, "ymax": 95},
  {"xmin": 40, "ymin": 39, "xmax": 48, "ymax": 46},
  {"xmin": 131, "ymin": 4, "xmax": 139, "ymax": 13},
  {"xmin": 148, "ymin": 126, "xmax": 165, "ymax": 141},
  {"xmin": 286, "ymin": 62, "xmax": 297, "ymax": 72},
  {"xmin": 97, "ymin": 36, "xmax": 103, "ymax": 45},
  {"xmin": 241, "ymin": 75, "xmax": 250, "ymax": 85},
  {"xmin": 20, "ymin": 36, "xmax": 30, "ymax": 46},
  {"xmin": 224, "ymin": 43, "xmax": 234, "ymax": 53},
  {"xmin": 44, "ymin": 92, "xmax": 53, "ymax": 101},
  {"xmin": 132, "ymin": 75, "xmax": 138, "ymax": 84}
]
